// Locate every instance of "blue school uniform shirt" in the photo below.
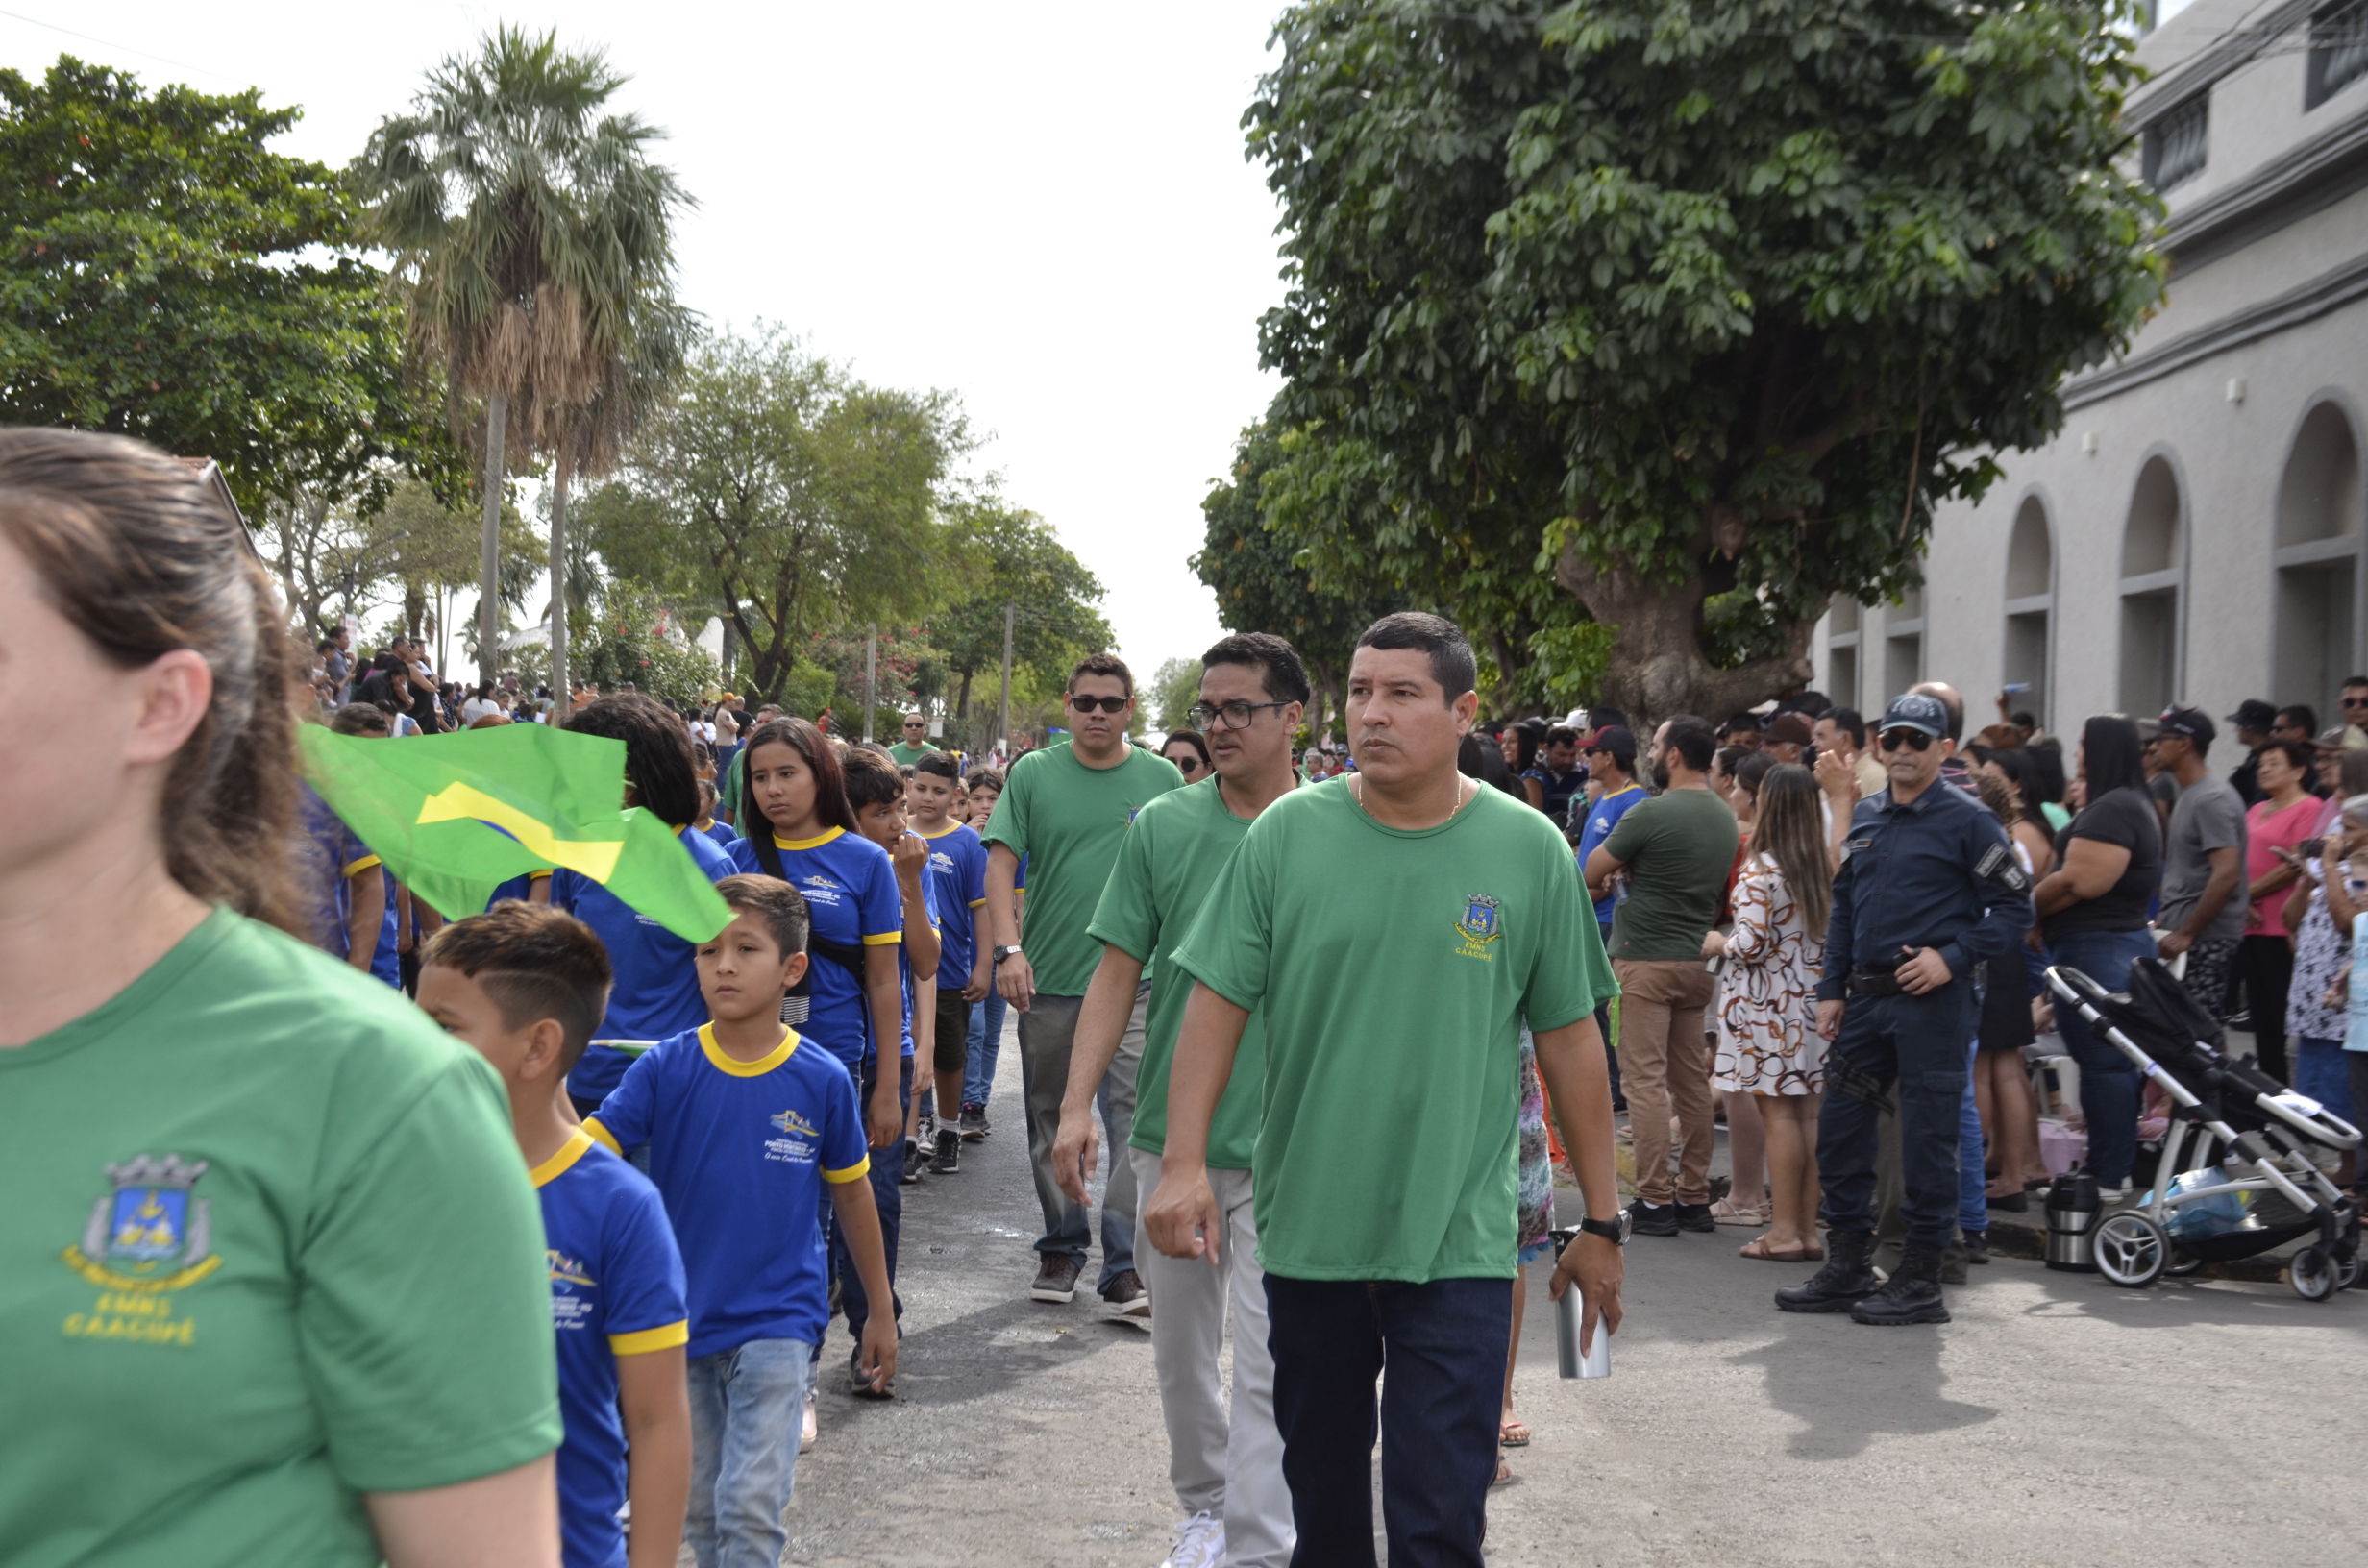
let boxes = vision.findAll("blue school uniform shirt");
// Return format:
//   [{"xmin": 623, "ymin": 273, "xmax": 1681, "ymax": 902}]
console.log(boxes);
[
  {"xmin": 703, "ymin": 819, "xmax": 740, "ymax": 848},
  {"xmin": 531, "ymin": 1130, "xmax": 687, "ymax": 1568},
  {"xmin": 1577, "ymin": 783, "xmax": 1648, "ymax": 925},
  {"xmin": 896, "ymin": 864, "xmax": 940, "ymax": 1058},
  {"xmin": 922, "ymin": 821, "xmax": 989, "ymax": 987},
  {"xmin": 726, "ymin": 827, "xmax": 902, "ymax": 1065},
  {"xmin": 555, "ymin": 824, "xmax": 738, "ymax": 1103},
  {"xmin": 302, "ymin": 792, "xmax": 403, "ymax": 988},
  {"xmin": 585, "ymin": 1024, "xmax": 868, "ymax": 1356}
]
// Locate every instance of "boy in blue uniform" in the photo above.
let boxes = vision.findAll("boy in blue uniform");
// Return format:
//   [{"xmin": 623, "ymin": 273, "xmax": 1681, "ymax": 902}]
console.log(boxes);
[
  {"xmin": 586, "ymin": 874, "xmax": 896, "ymax": 1568},
  {"xmin": 909, "ymin": 750, "xmax": 990, "ymax": 1173},
  {"xmin": 416, "ymin": 903, "xmax": 692, "ymax": 1568}
]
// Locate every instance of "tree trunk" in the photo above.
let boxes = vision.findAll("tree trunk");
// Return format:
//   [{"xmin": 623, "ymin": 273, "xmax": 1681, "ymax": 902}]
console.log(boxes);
[
  {"xmin": 550, "ymin": 442, "xmax": 572, "ymax": 724},
  {"xmin": 1554, "ymin": 541, "xmax": 1813, "ymax": 732},
  {"xmin": 479, "ymin": 390, "xmax": 507, "ymax": 686}
]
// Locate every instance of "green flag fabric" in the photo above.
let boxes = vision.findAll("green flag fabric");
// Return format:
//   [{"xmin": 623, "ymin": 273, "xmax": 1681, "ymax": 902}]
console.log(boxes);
[{"xmin": 298, "ymin": 723, "xmax": 733, "ymax": 943}]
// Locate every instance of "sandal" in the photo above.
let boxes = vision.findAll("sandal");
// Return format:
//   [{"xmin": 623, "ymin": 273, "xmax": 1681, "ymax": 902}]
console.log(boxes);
[
  {"xmin": 1499, "ymin": 1418, "xmax": 1531, "ymax": 1448},
  {"xmin": 1710, "ymin": 1197, "xmax": 1770, "ymax": 1226},
  {"xmin": 1738, "ymin": 1235, "xmax": 1808, "ymax": 1262},
  {"xmin": 1493, "ymin": 1458, "xmax": 1514, "ymax": 1486}
]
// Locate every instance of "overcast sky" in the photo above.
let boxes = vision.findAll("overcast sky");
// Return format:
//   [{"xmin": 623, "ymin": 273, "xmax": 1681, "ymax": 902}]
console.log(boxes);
[{"xmin": 3, "ymin": 1, "xmax": 1291, "ymax": 683}]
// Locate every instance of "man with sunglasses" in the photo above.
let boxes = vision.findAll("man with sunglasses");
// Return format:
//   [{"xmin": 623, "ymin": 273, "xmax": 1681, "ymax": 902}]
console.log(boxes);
[
  {"xmin": 1777, "ymin": 692, "xmax": 2031, "ymax": 1326},
  {"xmin": 887, "ymin": 711, "xmax": 939, "ymax": 768},
  {"xmin": 983, "ymin": 653, "xmax": 1185, "ymax": 1311}
]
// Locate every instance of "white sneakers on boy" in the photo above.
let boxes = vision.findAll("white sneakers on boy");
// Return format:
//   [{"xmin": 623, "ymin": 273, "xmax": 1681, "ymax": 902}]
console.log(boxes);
[{"xmin": 1158, "ymin": 1510, "xmax": 1223, "ymax": 1568}]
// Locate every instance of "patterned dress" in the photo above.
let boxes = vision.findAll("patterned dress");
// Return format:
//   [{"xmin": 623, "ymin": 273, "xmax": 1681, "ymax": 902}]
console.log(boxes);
[
  {"xmin": 2286, "ymin": 860, "xmax": 2368, "ymax": 1042},
  {"xmin": 1516, "ymin": 1027, "xmax": 1553, "ymax": 1261},
  {"xmin": 1713, "ymin": 856, "xmax": 1827, "ymax": 1096}
]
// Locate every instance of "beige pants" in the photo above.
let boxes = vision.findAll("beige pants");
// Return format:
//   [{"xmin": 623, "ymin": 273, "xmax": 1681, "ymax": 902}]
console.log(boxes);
[{"xmin": 1614, "ymin": 957, "xmax": 1718, "ymax": 1206}]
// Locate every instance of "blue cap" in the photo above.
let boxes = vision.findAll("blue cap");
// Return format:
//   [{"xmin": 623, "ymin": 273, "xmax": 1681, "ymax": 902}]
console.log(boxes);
[{"xmin": 1879, "ymin": 693, "xmax": 1949, "ymax": 740}]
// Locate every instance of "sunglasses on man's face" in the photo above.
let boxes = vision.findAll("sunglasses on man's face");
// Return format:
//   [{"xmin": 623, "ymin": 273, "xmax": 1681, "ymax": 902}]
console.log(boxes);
[
  {"xmin": 903, "ymin": 720, "xmax": 925, "ymax": 729},
  {"xmin": 1068, "ymin": 693, "xmax": 1129, "ymax": 714},
  {"xmin": 1878, "ymin": 728, "xmax": 1935, "ymax": 752},
  {"xmin": 2344, "ymin": 695, "xmax": 2368, "ymax": 710}
]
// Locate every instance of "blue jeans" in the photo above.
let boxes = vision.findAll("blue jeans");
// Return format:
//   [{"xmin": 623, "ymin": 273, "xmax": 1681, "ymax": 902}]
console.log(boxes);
[
  {"xmin": 2050, "ymin": 928, "xmax": 2157, "ymax": 1189},
  {"xmin": 1959, "ymin": 1037, "xmax": 1987, "ymax": 1234},
  {"xmin": 1818, "ymin": 985, "xmax": 1974, "ymax": 1250},
  {"xmin": 1264, "ymin": 1273, "xmax": 1511, "ymax": 1568},
  {"xmin": 966, "ymin": 983, "xmax": 1007, "ymax": 1110},
  {"xmin": 832, "ymin": 1054, "xmax": 907, "ymax": 1349},
  {"xmin": 686, "ymin": 1336, "xmax": 817, "ymax": 1568},
  {"xmin": 2293, "ymin": 1037, "xmax": 2357, "ymax": 1121},
  {"xmin": 1596, "ymin": 923, "xmax": 1624, "ymax": 1109}
]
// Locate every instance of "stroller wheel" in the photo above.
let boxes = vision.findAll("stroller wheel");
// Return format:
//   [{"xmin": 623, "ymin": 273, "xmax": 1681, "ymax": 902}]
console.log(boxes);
[
  {"xmin": 2336, "ymin": 1249, "xmax": 2362, "ymax": 1292},
  {"xmin": 2290, "ymin": 1245, "xmax": 2339, "ymax": 1301},
  {"xmin": 2164, "ymin": 1244, "xmax": 2204, "ymax": 1278},
  {"xmin": 2093, "ymin": 1213, "xmax": 2167, "ymax": 1288}
]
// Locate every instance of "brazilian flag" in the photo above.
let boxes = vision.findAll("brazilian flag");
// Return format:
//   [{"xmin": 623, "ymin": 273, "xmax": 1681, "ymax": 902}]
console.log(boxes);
[{"xmin": 298, "ymin": 722, "xmax": 732, "ymax": 942}]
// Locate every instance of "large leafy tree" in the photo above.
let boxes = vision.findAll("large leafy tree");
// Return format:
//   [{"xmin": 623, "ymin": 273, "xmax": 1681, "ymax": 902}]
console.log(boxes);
[
  {"xmin": 1251, "ymin": 0, "xmax": 2163, "ymax": 723},
  {"xmin": 0, "ymin": 57, "xmax": 446, "ymax": 519},
  {"xmin": 357, "ymin": 26, "xmax": 691, "ymax": 699},
  {"xmin": 929, "ymin": 501, "xmax": 1113, "ymax": 723},
  {"xmin": 587, "ymin": 327, "xmax": 965, "ymax": 702}
]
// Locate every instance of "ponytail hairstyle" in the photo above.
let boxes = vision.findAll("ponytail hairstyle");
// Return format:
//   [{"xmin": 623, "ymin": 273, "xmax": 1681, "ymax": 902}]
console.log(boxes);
[
  {"xmin": 737, "ymin": 716, "xmax": 857, "ymax": 880},
  {"xmin": 1747, "ymin": 763, "xmax": 1832, "ymax": 942},
  {"xmin": 0, "ymin": 429, "xmax": 305, "ymax": 933}
]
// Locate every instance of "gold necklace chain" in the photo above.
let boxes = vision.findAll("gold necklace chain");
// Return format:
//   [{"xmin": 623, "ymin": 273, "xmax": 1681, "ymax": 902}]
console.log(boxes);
[{"xmin": 1350, "ymin": 771, "xmax": 1477, "ymax": 825}]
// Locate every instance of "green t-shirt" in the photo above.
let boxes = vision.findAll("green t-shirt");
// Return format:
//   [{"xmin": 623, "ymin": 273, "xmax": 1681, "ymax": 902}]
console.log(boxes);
[
  {"xmin": 1088, "ymin": 775, "xmax": 1281, "ymax": 1169},
  {"xmin": 1601, "ymin": 786, "xmax": 1738, "ymax": 961},
  {"xmin": 887, "ymin": 741, "xmax": 938, "ymax": 768},
  {"xmin": 982, "ymin": 741, "xmax": 1185, "ymax": 995},
  {"xmin": 1, "ymin": 908, "xmax": 560, "ymax": 1567},
  {"xmin": 1172, "ymin": 779, "xmax": 1616, "ymax": 1283}
]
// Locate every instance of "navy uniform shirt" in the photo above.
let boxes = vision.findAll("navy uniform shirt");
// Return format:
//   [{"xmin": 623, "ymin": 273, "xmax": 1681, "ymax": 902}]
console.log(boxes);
[{"xmin": 1819, "ymin": 778, "xmax": 2032, "ymax": 1001}]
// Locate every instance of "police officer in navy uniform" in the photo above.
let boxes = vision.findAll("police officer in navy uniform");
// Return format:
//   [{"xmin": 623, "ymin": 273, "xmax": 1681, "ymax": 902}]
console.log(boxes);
[{"xmin": 1777, "ymin": 692, "xmax": 2033, "ymax": 1325}]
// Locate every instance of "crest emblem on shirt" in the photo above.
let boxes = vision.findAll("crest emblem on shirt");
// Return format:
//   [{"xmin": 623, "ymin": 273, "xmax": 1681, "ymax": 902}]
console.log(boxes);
[
  {"xmin": 1456, "ymin": 894, "xmax": 1502, "ymax": 945},
  {"xmin": 771, "ymin": 1107, "xmax": 818, "ymax": 1139},
  {"xmin": 63, "ymin": 1153, "xmax": 222, "ymax": 1293}
]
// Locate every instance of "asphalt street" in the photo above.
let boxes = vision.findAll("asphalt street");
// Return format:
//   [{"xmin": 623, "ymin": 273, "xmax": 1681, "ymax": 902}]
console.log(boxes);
[{"xmin": 761, "ymin": 1023, "xmax": 2368, "ymax": 1567}]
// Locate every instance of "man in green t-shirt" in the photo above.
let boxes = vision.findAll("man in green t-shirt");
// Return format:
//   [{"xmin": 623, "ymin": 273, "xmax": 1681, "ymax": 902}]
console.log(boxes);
[
  {"xmin": 1147, "ymin": 613, "xmax": 1627, "ymax": 1568},
  {"xmin": 1584, "ymin": 715, "xmax": 1737, "ymax": 1236},
  {"xmin": 1051, "ymin": 633, "xmax": 1305, "ymax": 1568},
  {"xmin": 982, "ymin": 653, "xmax": 1185, "ymax": 1311},
  {"xmin": 887, "ymin": 713, "xmax": 938, "ymax": 768}
]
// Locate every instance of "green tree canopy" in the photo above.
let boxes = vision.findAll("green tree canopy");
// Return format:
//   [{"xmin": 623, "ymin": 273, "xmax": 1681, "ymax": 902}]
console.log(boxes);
[
  {"xmin": 929, "ymin": 501, "xmax": 1113, "ymax": 720},
  {"xmin": 1250, "ymin": 0, "xmax": 2163, "ymax": 723},
  {"xmin": 0, "ymin": 57, "xmax": 449, "ymax": 518}
]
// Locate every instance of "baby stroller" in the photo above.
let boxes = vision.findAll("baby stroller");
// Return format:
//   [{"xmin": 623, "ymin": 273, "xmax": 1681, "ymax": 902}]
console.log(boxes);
[{"xmin": 2044, "ymin": 957, "xmax": 2361, "ymax": 1298}]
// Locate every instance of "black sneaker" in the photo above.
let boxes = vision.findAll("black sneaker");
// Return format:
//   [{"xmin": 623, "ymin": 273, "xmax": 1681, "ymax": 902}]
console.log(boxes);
[
  {"xmin": 1101, "ymin": 1267, "xmax": 1151, "ymax": 1323},
  {"xmin": 929, "ymin": 1127, "xmax": 961, "ymax": 1175},
  {"xmin": 1851, "ymin": 1240, "xmax": 1951, "ymax": 1326},
  {"xmin": 959, "ymin": 1105, "xmax": 991, "ymax": 1142},
  {"xmin": 1675, "ymin": 1202, "xmax": 1716, "ymax": 1234},
  {"xmin": 848, "ymin": 1343, "xmax": 893, "ymax": 1398},
  {"xmin": 899, "ymin": 1139, "xmax": 923, "ymax": 1185},
  {"xmin": 1030, "ymin": 1253, "xmax": 1081, "ymax": 1304},
  {"xmin": 1628, "ymin": 1199, "xmax": 1681, "ymax": 1237}
]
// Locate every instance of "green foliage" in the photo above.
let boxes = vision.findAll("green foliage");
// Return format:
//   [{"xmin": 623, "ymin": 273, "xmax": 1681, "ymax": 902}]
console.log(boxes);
[
  {"xmin": 574, "ymin": 583, "xmax": 720, "ymax": 709},
  {"xmin": 774, "ymin": 657, "xmax": 835, "ymax": 721},
  {"xmin": 1147, "ymin": 657, "xmax": 1204, "ymax": 734},
  {"xmin": 0, "ymin": 57, "xmax": 452, "ymax": 517},
  {"xmin": 929, "ymin": 501, "xmax": 1113, "ymax": 708},
  {"xmin": 1249, "ymin": 0, "xmax": 2163, "ymax": 720},
  {"xmin": 1525, "ymin": 621, "xmax": 1616, "ymax": 710}
]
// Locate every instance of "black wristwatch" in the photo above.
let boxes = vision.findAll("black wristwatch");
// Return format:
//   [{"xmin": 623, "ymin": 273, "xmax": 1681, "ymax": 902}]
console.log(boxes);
[
  {"xmin": 993, "ymin": 944, "xmax": 1024, "ymax": 964},
  {"xmin": 1576, "ymin": 1213, "xmax": 1630, "ymax": 1247}
]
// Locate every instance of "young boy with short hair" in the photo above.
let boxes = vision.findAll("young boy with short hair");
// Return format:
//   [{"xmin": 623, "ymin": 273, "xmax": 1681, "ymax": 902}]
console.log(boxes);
[
  {"xmin": 908, "ymin": 750, "xmax": 990, "ymax": 1173},
  {"xmin": 416, "ymin": 903, "xmax": 692, "ymax": 1568},
  {"xmin": 960, "ymin": 766, "xmax": 1013, "ymax": 1139},
  {"xmin": 583, "ymin": 875, "xmax": 895, "ymax": 1566}
]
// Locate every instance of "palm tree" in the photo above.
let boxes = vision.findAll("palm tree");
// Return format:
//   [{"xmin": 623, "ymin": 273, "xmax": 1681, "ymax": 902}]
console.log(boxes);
[{"xmin": 355, "ymin": 25, "xmax": 690, "ymax": 706}]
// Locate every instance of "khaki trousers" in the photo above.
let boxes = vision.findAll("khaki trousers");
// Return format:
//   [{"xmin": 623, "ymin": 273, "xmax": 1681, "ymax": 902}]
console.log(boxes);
[{"xmin": 1613, "ymin": 957, "xmax": 1718, "ymax": 1206}]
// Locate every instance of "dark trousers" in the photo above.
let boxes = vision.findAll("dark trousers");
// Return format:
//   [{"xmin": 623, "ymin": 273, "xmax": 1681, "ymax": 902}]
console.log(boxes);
[
  {"xmin": 1596, "ymin": 922, "xmax": 1624, "ymax": 1108},
  {"xmin": 834, "ymin": 1053, "xmax": 908, "ymax": 1346},
  {"xmin": 2236, "ymin": 933, "xmax": 2295, "ymax": 1084},
  {"xmin": 1817, "ymin": 985, "xmax": 1975, "ymax": 1250},
  {"xmin": 1264, "ymin": 1273, "xmax": 1510, "ymax": 1568}
]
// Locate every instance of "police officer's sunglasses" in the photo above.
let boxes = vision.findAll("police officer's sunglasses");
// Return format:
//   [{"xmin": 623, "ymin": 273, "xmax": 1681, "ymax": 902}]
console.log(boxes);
[
  {"xmin": 1878, "ymin": 728, "xmax": 1935, "ymax": 752},
  {"xmin": 1067, "ymin": 693, "xmax": 1130, "ymax": 714},
  {"xmin": 1189, "ymin": 699, "xmax": 1291, "ymax": 731}
]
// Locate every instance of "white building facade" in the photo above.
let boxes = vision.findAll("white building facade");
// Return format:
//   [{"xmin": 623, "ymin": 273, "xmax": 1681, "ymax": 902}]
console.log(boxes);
[{"xmin": 1816, "ymin": 0, "xmax": 2368, "ymax": 764}]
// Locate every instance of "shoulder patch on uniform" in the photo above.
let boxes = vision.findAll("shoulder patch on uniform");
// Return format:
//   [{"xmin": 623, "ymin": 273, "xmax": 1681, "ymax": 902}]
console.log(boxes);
[{"xmin": 1974, "ymin": 842, "xmax": 2032, "ymax": 895}]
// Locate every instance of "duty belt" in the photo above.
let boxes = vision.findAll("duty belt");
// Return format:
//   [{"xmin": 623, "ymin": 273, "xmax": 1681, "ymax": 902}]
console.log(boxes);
[{"xmin": 1846, "ymin": 968, "xmax": 1907, "ymax": 998}]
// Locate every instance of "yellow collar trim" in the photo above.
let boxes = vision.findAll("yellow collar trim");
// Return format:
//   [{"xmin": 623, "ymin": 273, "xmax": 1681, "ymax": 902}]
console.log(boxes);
[
  {"xmin": 699, "ymin": 1020, "xmax": 799, "ymax": 1076},
  {"xmin": 774, "ymin": 827, "xmax": 845, "ymax": 851},
  {"xmin": 673, "ymin": 823, "xmax": 688, "ymax": 837},
  {"xmin": 918, "ymin": 821, "xmax": 964, "ymax": 839},
  {"xmin": 529, "ymin": 1128, "xmax": 597, "ymax": 1188}
]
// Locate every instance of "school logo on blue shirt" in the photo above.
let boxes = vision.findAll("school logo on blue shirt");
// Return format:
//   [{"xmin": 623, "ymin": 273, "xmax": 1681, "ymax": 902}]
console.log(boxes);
[
  {"xmin": 65, "ymin": 1153, "xmax": 221, "ymax": 1293},
  {"xmin": 766, "ymin": 1106, "xmax": 820, "ymax": 1164},
  {"xmin": 548, "ymin": 1250, "xmax": 597, "ymax": 1331}
]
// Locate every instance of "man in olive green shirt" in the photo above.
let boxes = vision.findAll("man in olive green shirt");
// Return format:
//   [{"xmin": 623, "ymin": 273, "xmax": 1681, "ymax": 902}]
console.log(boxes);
[
  {"xmin": 1584, "ymin": 715, "xmax": 1738, "ymax": 1233},
  {"xmin": 1052, "ymin": 634, "xmax": 1304, "ymax": 1568},
  {"xmin": 982, "ymin": 654, "xmax": 1184, "ymax": 1310},
  {"xmin": 887, "ymin": 713, "xmax": 938, "ymax": 768}
]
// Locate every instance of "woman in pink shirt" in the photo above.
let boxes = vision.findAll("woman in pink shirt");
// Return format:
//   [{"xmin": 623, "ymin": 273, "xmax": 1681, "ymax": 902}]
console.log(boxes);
[{"xmin": 2240, "ymin": 739, "xmax": 2320, "ymax": 1083}]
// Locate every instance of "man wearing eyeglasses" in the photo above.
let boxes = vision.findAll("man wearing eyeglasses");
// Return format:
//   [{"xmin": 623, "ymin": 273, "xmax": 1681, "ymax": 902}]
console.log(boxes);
[
  {"xmin": 982, "ymin": 653, "xmax": 1185, "ymax": 1312},
  {"xmin": 1776, "ymin": 692, "xmax": 2031, "ymax": 1326},
  {"xmin": 888, "ymin": 712, "xmax": 939, "ymax": 768}
]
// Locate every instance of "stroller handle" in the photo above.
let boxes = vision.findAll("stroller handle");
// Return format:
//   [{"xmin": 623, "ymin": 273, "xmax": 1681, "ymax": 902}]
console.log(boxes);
[{"xmin": 2044, "ymin": 964, "xmax": 2119, "ymax": 1014}]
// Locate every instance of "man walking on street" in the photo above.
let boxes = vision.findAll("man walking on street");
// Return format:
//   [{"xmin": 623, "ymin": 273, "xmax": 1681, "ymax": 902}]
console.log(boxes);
[
  {"xmin": 1776, "ymin": 693, "xmax": 2031, "ymax": 1326},
  {"xmin": 1584, "ymin": 716, "xmax": 1736, "ymax": 1237},
  {"xmin": 1577, "ymin": 724, "xmax": 1645, "ymax": 1113},
  {"xmin": 1147, "ymin": 612, "xmax": 1628, "ymax": 1568},
  {"xmin": 1053, "ymin": 632, "xmax": 1306, "ymax": 1568},
  {"xmin": 983, "ymin": 654, "xmax": 1184, "ymax": 1311},
  {"xmin": 2153, "ymin": 706, "xmax": 2249, "ymax": 1025}
]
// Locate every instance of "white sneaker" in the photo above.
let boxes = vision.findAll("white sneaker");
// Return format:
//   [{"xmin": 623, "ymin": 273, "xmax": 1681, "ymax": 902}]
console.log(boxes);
[
  {"xmin": 800, "ymin": 1390, "xmax": 818, "ymax": 1454},
  {"xmin": 1159, "ymin": 1510, "xmax": 1224, "ymax": 1568}
]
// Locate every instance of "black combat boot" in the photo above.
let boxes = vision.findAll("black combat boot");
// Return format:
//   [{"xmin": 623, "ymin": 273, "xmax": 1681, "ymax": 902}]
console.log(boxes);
[
  {"xmin": 1850, "ymin": 1238, "xmax": 1951, "ymax": 1325},
  {"xmin": 1774, "ymin": 1229, "xmax": 1880, "ymax": 1313}
]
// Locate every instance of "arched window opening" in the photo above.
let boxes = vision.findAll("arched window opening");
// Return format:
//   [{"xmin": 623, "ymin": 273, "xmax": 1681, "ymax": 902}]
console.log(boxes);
[
  {"xmin": 2004, "ymin": 496, "xmax": 2054, "ymax": 729},
  {"xmin": 2119, "ymin": 457, "xmax": 2184, "ymax": 716},
  {"xmin": 2275, "ymin": 401, "xmax": 2364, "ymax": 722}
]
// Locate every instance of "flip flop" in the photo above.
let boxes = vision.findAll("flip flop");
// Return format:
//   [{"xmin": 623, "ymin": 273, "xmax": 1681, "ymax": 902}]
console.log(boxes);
[
  {"xmin": 1739, "ymin": 1236, "xmax": 1809, "ymax": 1262},
  {"xmin": 1499, "ymin": 1418, "xmax": 1531, "ymax": 1448},
  {"xmin": 1493, "ymin": 1458, "xmax": 1514, "ymax": 1486}
]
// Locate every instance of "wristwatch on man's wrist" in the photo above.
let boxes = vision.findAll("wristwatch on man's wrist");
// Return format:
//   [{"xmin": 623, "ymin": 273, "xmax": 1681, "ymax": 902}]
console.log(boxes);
[
  {"xmin": 993, "ymin": 944, "xmax": 1024, "ymax": 964},
  {"xmin": 1576, "ymin": 1212, "xmax": 1630, "ymax": 1247}
]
